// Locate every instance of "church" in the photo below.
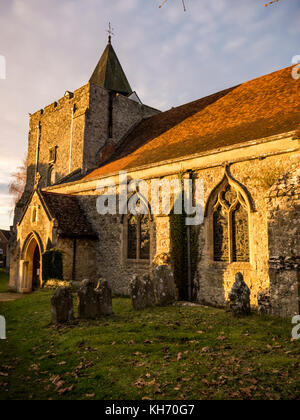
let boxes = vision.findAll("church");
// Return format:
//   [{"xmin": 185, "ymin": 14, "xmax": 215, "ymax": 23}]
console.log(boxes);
[{"xmin": 9, "ymin": 36, "xmax": 300, "ymax": 317}]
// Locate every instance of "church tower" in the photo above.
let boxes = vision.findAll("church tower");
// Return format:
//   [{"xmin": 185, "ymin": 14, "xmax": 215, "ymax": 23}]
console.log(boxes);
[{"xmin": 21, "ymin": 36, "xmax": 159, "ymax": 205}]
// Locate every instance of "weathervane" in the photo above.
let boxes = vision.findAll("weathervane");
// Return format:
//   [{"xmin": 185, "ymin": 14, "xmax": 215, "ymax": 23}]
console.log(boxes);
[{"xmin": 107, "ymin": 22, "xmax": 115, "ymax": 44}]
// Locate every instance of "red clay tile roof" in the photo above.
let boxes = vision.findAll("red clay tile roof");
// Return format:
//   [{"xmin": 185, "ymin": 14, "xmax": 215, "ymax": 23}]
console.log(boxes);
[
  {"xmin": 84, "ymin": 65, "xmax": 300, "ymax": 180},
  {"xmin": 42, "ymin": 192, "xmax": 97, "ymax": 238}
]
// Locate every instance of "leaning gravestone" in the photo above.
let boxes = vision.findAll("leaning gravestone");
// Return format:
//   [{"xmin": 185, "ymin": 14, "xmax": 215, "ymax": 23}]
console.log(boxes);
[
  {"xmin": 51, "ymin": 287, "xmax": 74, "ymax": 324},
  {"xmin": 228, "ymin": 272, "xmax": 251, "ymax": 316},
  {"xmin": 78, "ymin": 279, "xmax": 101, "ymax": 319},
  {"xmin": 96, "ymin": 278, "xmax": 113, "ymax": 315},
  {"xmin": 153, "ymin": 265, "xmax": 176, "ymax": 306},
  {"xmin": 130, "ymin": 274, "xmax": 156, "ymax": 310}
]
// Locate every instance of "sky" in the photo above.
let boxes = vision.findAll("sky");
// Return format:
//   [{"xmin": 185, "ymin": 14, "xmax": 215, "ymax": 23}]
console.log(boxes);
[{"xmin": 0, "ymin": 0, "xmax": 299, "ymax": 229}]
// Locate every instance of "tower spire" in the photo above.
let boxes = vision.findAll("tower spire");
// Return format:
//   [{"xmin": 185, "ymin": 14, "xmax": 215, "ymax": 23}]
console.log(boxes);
[{"xmin": 89, "ymin": 26, "xmax": 132, "ymax": 95}]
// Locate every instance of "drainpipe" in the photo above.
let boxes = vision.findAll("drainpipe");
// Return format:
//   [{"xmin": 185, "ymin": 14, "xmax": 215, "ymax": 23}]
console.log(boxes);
[
  {"xmin": 69, "ymin": 105, "xmax": 76, "ymax": 174},
  {"xmin": 72, "ymin": 238, "xmax": 77, "ymax": 281},
  {"xmin": 186, "ymin": 169, "xmax": 193, "ymax": 302}
]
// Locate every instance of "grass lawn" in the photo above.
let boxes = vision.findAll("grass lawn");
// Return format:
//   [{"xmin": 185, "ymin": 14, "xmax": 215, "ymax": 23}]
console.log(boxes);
[
  {"xmin": 0, "ymin": 269, "xmax": 8, "ymax": 293},
  {"xmin": 0, "ymin": 274, "xmax": 299, "ymax": 400}
]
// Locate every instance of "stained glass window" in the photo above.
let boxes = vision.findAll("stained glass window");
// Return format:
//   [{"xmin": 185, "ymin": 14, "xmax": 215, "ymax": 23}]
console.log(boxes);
[
  {"xmin": 213, "ymin": 205, "xmax": 229, "ymax": 262},
  {"xmin": 127, "ymin": 215, "xmax": 150, "ymax": 261},
  {"xmin": 232, "ymin": 203, "xmax": 249, "ymax": 262},
  {"xmin": 140, "ymin": 215, "xmax": 150, "ymax": 260},
  {"xmin": 212, "ymin": 183, "xmax": 250, "ymax": 263},
  {"xmin": 128, "ymin": 215, "xmax": 137, "ymax": 259}
]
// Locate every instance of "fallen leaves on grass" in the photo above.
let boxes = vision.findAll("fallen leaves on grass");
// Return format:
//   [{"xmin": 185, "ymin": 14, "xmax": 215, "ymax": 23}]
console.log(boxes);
[
  {"xmin": 57, "ymin": 385, "xmax": 74, "ymax": 395},
  {"xmin": 133, "ymin": 377, "xmax": 162, "ymax": 394},
  {"xmin": 85, "ymin": 393, "xmax": 95, "ymax": 398}
]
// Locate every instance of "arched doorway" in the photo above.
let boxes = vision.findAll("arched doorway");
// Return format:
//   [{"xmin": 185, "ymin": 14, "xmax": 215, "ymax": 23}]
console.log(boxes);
[
  {"xmin": 32, "ymin": 245, "xmax": 41, "ymax": 290},
  {"xmin": 20, "ymin": 233, "xmax": 43, "ymax": 292}
]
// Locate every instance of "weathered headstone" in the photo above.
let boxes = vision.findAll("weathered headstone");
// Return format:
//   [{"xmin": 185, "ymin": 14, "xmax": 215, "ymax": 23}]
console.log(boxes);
[
  {"xmin": 96, "ymin": 278, "xmax": 113, "ymax": 315},
  {"xmin": 130, "ymin": 274, "xmax": 156, "ymax": 310},
  {"xmin": 153, "ymin": 265, "xmax": 176, "ymax": 306},
  {"xmin": 228, "ymin": 272, "xmax": 251, "ymax": 316},
  {"xmin": 78, "ymin": 278, "xmax": 113, "ymax": 319},
  {"xmin": 71, "ymin": 281, "xmax": 83, "ymax": 290},
  {"xmin": 51, "ymin": 287, "xmax": 74, "ymax": 324},
  {"xmin": 78, "ymin": 279, "xmax": 101, "ymax": 319},
  {"xmin": 258, "ymin": 290, "xmax": 271, "ymax": 315}
]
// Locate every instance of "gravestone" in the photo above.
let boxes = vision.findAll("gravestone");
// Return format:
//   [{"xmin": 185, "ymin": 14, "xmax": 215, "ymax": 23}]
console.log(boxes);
[
  {"xmin": 130, "ymin": 274, "xmax": 156, "ymax": 310},
  {"xmin": 51, "ymin": 287, "xmax": 74, "ymax": 324},
  {"xmin": 78, "ymin": 279, "xmax": 101, "ymax": 319},
  {"xmin": 229, "ymin": 272, "xmax": 251, "ymax": 316},
  {"xmin": 153, "ymin": 265, "xmax": 176, "ymax": 306},
  {"xmin": 78, "ymin": 278, "xmax": 113, "ymax": 319},
  {"xmin": 258, "ymin": 290, "xmax": 271, "ymax": 315},
  {"xmin": 96, "ymin": 278, "xmax": 113, "ymax": 315}
]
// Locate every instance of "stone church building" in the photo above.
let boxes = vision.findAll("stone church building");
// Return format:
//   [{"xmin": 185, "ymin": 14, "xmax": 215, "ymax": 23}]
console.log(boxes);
[{"xmin": 9, "ymin": 38, "xmax": 300, "ymax": 317}]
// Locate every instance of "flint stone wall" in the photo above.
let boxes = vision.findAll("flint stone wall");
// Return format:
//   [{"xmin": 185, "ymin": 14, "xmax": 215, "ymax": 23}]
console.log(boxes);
[{"xmin": 267, "ymin": 168, "xmax": 300, "ymax": 317}]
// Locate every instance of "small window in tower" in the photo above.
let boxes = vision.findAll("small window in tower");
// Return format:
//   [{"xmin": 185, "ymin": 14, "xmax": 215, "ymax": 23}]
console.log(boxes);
[{"xmin": 49, "ymin": 146, "xmax": 57, "ymax": 164}]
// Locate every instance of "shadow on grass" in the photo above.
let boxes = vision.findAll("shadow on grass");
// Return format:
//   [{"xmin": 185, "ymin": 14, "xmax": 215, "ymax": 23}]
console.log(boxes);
[{"xmin": 0, "ymin": 290, "xmax": 299, "ymax": 400}]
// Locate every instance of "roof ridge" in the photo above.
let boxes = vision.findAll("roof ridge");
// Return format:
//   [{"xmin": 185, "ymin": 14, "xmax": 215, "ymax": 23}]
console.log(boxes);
[{"xmin": 79, "ymin": 64, "xmax": 299, "ymax": 181}]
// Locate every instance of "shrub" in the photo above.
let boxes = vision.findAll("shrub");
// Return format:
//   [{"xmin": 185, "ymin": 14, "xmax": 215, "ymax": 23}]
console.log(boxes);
[
  {"xmin": 42, "ymin": 249, "xmax": 64, "ymax": 285},
  {"xmin": 43, "ymin": 279, "xmax": 70, "ymax": 290}
]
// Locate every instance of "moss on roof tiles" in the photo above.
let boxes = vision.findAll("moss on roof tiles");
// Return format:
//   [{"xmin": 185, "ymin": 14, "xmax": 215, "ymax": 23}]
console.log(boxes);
[{"xmin": 84, "ymin": 65, "xmax": 300, "ymax": 180}]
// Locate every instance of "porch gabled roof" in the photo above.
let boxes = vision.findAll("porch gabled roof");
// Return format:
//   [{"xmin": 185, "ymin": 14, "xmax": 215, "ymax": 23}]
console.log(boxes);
[{"xmin": 18, "ymin": 190, "xmax": 97, "ymax": 239}]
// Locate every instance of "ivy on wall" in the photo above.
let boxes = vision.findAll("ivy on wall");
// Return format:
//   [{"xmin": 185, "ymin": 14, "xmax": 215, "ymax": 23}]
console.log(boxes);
[
  {"xmin": 42, "ymin": 249, "xmax": 64, "ymax": 284},
  {"xmin": 170, "ymin": 175, "xmax": 200, "ymax": 301},
  {"xmin": 170, "ymin": 210, "xmax": 186, "ymax": 299}
]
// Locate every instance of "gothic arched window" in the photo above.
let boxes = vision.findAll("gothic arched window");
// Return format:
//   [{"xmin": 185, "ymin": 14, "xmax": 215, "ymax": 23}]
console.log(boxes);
[
  {"xmin": 211, "ymin": 182, "xmax": 250, "ymax": 263},
  {"xmin": 127, "ymin": 214, "xmax": 150, "ymax": 261}
]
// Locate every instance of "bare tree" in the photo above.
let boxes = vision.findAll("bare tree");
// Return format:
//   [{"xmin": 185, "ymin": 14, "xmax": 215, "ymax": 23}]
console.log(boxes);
[
  {"xmin": 159, "ymin": 0, "xmax": 186, "ymax": 11},
  {"xmin": 9, "ymin": 158, "xmax": 27, "ymax": 205},
  {"xmin": 159, "ymin": 0, "xmax": 280, "ymax": 11},
  {"xmin": 265, "ymin": 0, "xmax": 279, "ymax": 6}
]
